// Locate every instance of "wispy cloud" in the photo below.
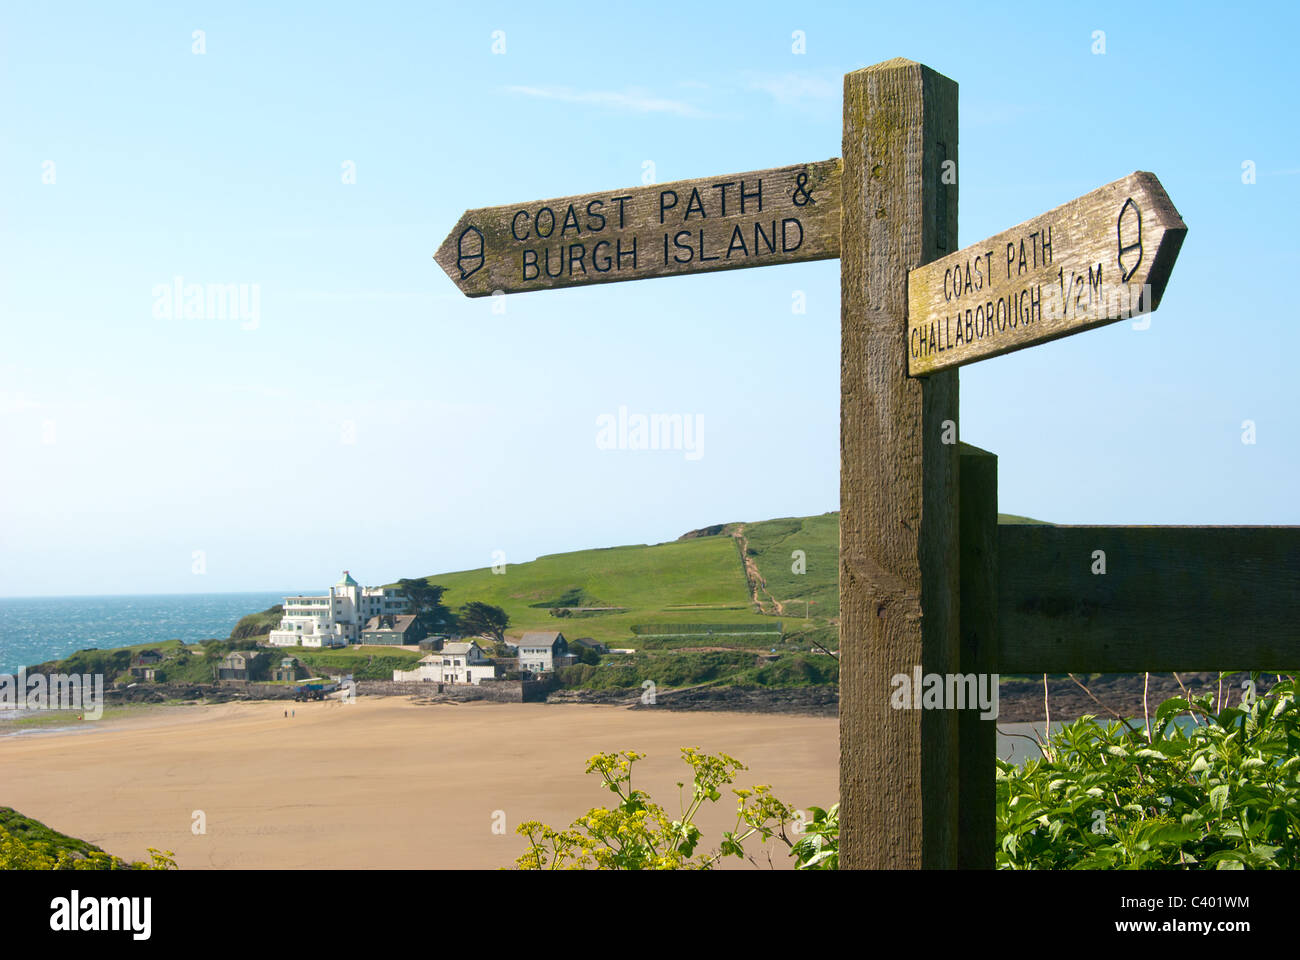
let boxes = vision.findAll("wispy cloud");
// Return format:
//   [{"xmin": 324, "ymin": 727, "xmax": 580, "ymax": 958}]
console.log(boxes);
[
  {"xmin": 745, "ymin": 72, "xmax": 839, "ymax": 106},
  {"xmin": 504, "ymin": 85, "xmax": 708, "ymax": 118}
]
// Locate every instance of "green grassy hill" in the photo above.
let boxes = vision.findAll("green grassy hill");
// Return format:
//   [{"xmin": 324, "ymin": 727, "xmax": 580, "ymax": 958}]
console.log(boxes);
[
  {"xmin": 735, "ymin": 513, "xmax": 841, "ymax": 619},
  {"xmin": 396, "ymin": 509, "xmax": 1041, "ymax": 651},
  {"xmin": 231, "ymin": 604, "xmax": 283, "ymax": 639},
  {"xmin": 410, "ymin": 535, "xmax": 760, "ymax": 648}
]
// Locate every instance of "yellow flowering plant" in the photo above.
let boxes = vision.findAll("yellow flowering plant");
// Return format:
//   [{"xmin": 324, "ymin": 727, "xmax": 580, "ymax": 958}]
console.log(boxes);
[
  {"xmin": 514, "ymin": 747, "xmax": 836, "ymax": 869},
  {"xmin": 0, "ymin": 824, "xmax": 175, "ymax": 870}
]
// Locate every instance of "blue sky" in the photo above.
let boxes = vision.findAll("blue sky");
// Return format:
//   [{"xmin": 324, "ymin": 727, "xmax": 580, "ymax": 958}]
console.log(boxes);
[{"xmin": 1, "ymin": 1, "xmax": 1296, "ymax": 597}]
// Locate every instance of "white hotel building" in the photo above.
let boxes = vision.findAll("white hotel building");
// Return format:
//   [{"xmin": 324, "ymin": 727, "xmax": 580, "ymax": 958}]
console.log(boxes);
[{"xmin": 268, "ymin": 571, "xmax": 410, "ymax": 648}]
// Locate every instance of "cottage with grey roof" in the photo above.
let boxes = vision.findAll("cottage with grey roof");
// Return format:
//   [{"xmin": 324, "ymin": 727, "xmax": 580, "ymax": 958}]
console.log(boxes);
[
  {"xmin": 217, "ymin": 649, "xmax": 265, "ymax": 682},
  {"xmin": 516, "ymin": 631, "xmax": 576, "ymax": 674},
  {"xmin": 360, "ymin": 614, "xmax": 426, "ymax": 646}
]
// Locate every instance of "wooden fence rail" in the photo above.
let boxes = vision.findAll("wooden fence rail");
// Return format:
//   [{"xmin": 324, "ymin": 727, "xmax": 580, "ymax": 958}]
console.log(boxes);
[{"xmin": 997, "ymin": 525, "xmax": 1300, "ymax": 673}]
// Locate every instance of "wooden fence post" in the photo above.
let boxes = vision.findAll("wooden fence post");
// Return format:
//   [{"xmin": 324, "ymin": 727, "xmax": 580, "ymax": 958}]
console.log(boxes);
[
  {"xmin": 839, "ymin": 58, "xmax": 960, "ymax": 868},
  {"xmin": 958, "ymin": 443, "xmax": 998, "ymax": 868}
]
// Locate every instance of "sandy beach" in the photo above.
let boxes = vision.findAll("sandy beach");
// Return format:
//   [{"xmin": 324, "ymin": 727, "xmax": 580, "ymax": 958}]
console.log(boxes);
[{"xmin": 0, "ymin": 697, "xmax": 838, "ymax": 869}]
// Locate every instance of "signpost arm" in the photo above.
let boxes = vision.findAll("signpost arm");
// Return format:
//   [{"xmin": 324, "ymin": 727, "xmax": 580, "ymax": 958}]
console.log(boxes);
[
  {"xmin": 958, "ymin": 443, "xmax": 998, "ymax": 869},
  {"xmin": 840, "ymin": 58, "xmax": 960, "ymax": 868}
]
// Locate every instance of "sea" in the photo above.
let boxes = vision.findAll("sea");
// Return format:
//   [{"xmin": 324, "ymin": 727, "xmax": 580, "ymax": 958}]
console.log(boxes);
[{"xmin": 0, "ymin": 592, "xmax": 295, "ymax": 675}]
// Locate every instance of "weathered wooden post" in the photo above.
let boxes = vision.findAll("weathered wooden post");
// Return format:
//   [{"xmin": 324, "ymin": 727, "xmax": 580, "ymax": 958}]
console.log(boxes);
[
  {"xmin": 839, "ymin": 59, "xmax": 960, "ymax": 869},
  {"xmin": 957, "ymin": 443, "xmax": 997, "ymax": 869},
  {"xmin": 435, "ymin": 54, "xmax": 1216, "ymax": 872}
]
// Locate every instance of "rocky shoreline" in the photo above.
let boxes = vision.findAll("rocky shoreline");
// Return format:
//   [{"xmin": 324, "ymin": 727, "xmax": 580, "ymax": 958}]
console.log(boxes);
[
  {"xmin": 96, "ymin": 671, "xmax": 1283, "ymax": 722},
  {"xmin": 547, "ymin": 684, "xmax": 839, "ymax": 716},
  {"xmin": 545, "ymin": 671, "xmax": 1280, "ymax": 721},
  {"xmin": 105, "ymin": 682, "xmax": 278, "ymax": 705}
]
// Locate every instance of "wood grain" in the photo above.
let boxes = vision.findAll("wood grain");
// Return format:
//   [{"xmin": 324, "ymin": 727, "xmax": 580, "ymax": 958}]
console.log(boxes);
[
  {"xmin": 958, "ymin": 443, "xmax": 997, "ymax": 869},
  {"xmin": 998, "ymin": 525, "xmax": 1300, "ymax": 673},
  {"xmin": 907, "ymin": 172, "xmax": 1187, "ymax": 375},
  {"xmin": 839, "ymin": 58, "xmax": 960, "ymax": 869},
  {"xmin": 435, "ymin": 159, "xmax": 841, "ymax": 296}
]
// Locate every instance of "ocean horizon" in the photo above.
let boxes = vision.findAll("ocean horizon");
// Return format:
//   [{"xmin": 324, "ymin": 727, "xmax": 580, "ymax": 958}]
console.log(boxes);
[{"xmin": 0, "ymin": 591, "xmax": 300, "ymax": 675}]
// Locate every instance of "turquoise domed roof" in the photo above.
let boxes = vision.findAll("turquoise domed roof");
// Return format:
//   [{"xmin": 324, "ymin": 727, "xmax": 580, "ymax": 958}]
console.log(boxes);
[{"xmin": 337, "ymin": 571, "xmax": 358, "ymax": 587}]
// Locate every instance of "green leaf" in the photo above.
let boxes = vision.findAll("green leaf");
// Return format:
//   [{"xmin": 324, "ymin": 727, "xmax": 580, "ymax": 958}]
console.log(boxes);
[
  {"xmin": 1155, "ymin": 697, "xmax": 1190, "ymax": 730},
  {"xmin": 1209, "ymin": 784, "xmax": 1230, "ymax": 814},
  {"xmin": 1147, "ymin": 822, "xmax": 1200, "ymax": 846}
]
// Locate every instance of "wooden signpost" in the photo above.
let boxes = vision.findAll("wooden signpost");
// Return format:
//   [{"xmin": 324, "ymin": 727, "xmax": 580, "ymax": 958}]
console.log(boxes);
[
  {"xmin": 437, "ymin": 57, "xmax": 1300, "ymax": 870},
  {"xmin": 435, "ymin": 160, "xmax": 842, "ymax": 296},
  {"xmin": 907, "ymin": 172, "xmax": 1186, "ymax": 375}
]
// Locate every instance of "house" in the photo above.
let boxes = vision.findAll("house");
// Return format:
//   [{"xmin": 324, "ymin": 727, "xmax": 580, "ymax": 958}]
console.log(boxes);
[
  {"xmin": 130, "ymin": 649, "xmax": 164, "ymax": 680},
  {"xmin": 570, "ymin": 637, "xmax": 609, "ymax": 655},
  {"xmin": 268, "ymin": 571, "xmax": 410, "ymax": 648},
  {"xmin": 272, "ymin": 656, "xmax": 306, "ymax": 682},
  {"xmin": 217, "ymin": 650, "xmax": 264, "ymax": 681},
  {"xmin": 360, "ymin": 614, "xmax": 426, "ymax": 645},
  {"xmin": 393, "ymin": 642, "xmax": 497, "ymax": 685},
  {"xmin": 516, "ymin": 631, "xmax": 576, "ymax": 674}
]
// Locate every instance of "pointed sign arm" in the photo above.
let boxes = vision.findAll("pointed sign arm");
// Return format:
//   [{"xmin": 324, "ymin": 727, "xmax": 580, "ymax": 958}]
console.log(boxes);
[
  {"xmin": 435, "ymin": 159, "xmax": 842, "ymax": 297},
  {"xmin": 906, "ymin": 171, "xmax": 1187, "ymax": 375}
]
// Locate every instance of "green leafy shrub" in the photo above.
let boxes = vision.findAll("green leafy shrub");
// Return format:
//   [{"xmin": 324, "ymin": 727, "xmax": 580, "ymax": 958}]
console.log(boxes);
[
  {"xmin": 998, "ymin": 676, "xmax": 1299, "ymax": 869},
  {"xmin": 736, "ymin": 653, "xmax": 839, "ymax": 686},
  {"xmin": 292, "ymin": 652, "xmax": 417, "ymax": 681},
  {"xmin": 571, "ymin": 644, "xmax": 600, "ymax": 666},
  {"xmin": 557, "ymin": 651, "xmax": 755, "ymax": 691},
  {"xmin": 630, "ymin": 623, "xmax": 782, "ymax": 636},
  {"xmin": 791, "ymin": 804, "xmax": 839, "ymax": 869},
  {"xmin": 528, "ymin": 587, "xmax": 592, "ymax": 608},
  {"xmin": 629, "ymin": 634, "xmax": 786, "ymax": 651},
  {"xmin": 0, "ymin": 809, "xmax": 175, "ymax": 870},
  {"xmin": 36, "ymin": 648, "xmax": 132, "ymax": 678}
]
